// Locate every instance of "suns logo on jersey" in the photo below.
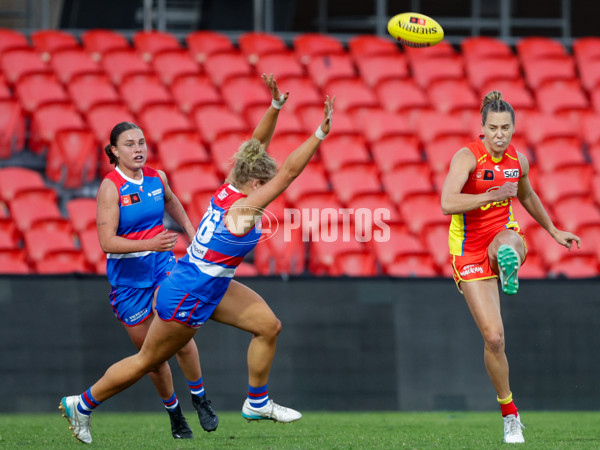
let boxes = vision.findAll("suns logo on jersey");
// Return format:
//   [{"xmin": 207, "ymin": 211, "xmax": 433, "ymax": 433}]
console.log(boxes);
[{"xmin": 504, "ymin": 169, "xmax": 519, "ymax": 178}]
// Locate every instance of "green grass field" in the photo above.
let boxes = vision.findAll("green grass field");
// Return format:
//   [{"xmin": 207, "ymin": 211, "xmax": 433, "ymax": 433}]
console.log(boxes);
[{"xmin": 1, "ymin": 411, "xmax": 598, "ymax": 449}]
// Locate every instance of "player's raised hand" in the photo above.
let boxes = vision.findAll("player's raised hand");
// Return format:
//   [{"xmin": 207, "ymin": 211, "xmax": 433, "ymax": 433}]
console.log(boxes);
[
  {"xmin": 262, "ymin": 73, "xmax": 289, "ymax": 104},
  {"xmin": 319, "ymin": 95, "xmax": 335, "ymax": 136}
]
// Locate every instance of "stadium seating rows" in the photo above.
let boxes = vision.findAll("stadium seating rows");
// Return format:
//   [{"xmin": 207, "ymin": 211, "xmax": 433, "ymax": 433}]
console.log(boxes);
[{"xmin": 1, "ymin": 29, "xmax": 599, "ymax": 277}]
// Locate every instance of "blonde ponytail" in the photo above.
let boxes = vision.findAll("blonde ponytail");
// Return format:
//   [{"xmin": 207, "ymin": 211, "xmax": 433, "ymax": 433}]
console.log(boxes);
[{"xmin": 231, "ymin": 138, "xmax": 277, "ymax": 186}]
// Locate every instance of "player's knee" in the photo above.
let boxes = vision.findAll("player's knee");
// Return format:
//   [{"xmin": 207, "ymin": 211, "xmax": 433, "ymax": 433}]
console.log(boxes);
[
  {"xmin": 483, "ymin": 331, "xmax": 505, "ymax": 353},
  {"xmin": 260, "ymin": 316, "xmax": 282, "ymax": 340}
]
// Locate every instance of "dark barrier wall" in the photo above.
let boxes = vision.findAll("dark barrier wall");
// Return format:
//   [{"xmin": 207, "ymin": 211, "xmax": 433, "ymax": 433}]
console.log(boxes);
[{"xmin": 1, "ymin": 275, "xmax": 599, "ymax": 413}]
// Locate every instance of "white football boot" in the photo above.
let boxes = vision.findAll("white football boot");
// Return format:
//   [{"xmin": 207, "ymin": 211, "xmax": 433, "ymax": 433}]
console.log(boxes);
[
  {"xmin": 503, "ymin": 414, "xmax": 525, "ymax": 444},
  {"xmin": 59, "ymin": 396, "xmax": 92, "ymax": 444},
  {"xmin": 241, "ymin": 399, "xmax": 302, "ymax": 423}
]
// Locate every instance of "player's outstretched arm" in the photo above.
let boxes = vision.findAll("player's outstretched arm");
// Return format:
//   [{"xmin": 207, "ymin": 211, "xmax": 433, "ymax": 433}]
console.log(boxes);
[{"xmin": 251, "ymin": 73, "xmax": 289, "ymax": 149}]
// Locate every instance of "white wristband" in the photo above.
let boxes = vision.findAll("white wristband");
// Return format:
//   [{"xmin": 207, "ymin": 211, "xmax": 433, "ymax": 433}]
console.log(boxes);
[
  {"xmin": 314, "ymin": 125, "xmax": 327, "ymax": 140},
  {"xmin": 271, "ymin": 97, "xmax": 287, "ymax": 109}
]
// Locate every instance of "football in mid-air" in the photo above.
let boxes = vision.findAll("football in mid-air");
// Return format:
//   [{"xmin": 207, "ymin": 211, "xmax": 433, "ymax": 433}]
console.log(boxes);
[{"xmin": 387, "ymin": 12, "xmax": 444, "ymax": 47}]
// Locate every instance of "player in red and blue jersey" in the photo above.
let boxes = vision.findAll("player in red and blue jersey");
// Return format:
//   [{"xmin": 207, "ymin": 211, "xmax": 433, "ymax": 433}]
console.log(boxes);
[
  {"xmin": 59, "ymin": 74, "xmax": 334, "ymax": 444},
  {"xmin": 75, "ymin": 122, "xmax": 218, "ymax": 442},
  {"xmin": 441, "ymin": 91, "xmax": 581, "ymax": 444}
]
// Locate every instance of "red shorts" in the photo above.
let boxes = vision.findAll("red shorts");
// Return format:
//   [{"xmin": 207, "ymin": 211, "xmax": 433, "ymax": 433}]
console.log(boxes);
[{"xmin": 451, "ymin": 230, "xmax": 527, "ymax": 293}]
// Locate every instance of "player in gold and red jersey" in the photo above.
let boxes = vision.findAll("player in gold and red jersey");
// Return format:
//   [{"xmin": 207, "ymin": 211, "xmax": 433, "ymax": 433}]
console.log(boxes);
[{"xmin": 441, "ymin": 91, "xmax": 581, "ymax": 444}]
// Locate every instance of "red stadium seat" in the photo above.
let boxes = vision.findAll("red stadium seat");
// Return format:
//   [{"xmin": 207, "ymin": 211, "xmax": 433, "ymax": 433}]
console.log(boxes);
[
  {"xmin": 422, "ymin": 135, "xmax": 471, "ymax": 176},
  {"xmin": 170, "ymin": 74, "xmax": 221, "ymax": 114},
  {"xmin": 348, "ymin": 35, "xmax": 399, "ymax": 60},
  {"xmin": 330, "ymin": 251, "xmax": 378, "ymax": 276},
  {"xmin": 294, "ymin": 193, "xmax": 343, "ymax": 226},
  {"xmin": 35, "ymin": 250, "xmax": 89, "ymax": 274},
  {"xmin": 421, "ymin": 222, "xmax": 450, "ymax": 271},
  {"xmin": 548, "ymin": 253, "xmax": 599, "ymax": 279},
  {"xmin": 323, "ymin": 78, "xmax": 379, "ymax": 112},
  {"xmin": 297, "ymin": 104, "xmax": 359, "ymax": 137},
  {"xmin": 0, "ymin": 167, "xmax": 48, "ymax": 203},
  {"xmin": 0, "ymin": 99, "xmax": 25, "ymax": 157},
  {"xmin": 576, "ymin": 224, "xmax": 600, "ymax": 261},
  {"xmin": 384, "ymin": 254, "xmax": 439, "ymax": 277},
  {"xmin": 238, "ymin": 32, "xmax": 288, "ymax": 64},
  {"xmin": 518, "ymin": 253, "xmax": 547, "ymax": 279},
  {"xmin": 478, "ymin": 79, "xmax": 536, "ymax": 112},
  {"xmin": 265, "ymin": 133, "xmax": 307, "ymax": 168},
  {"xmin": 156, "ymin": 131, "xmax": 210, "ymax": 174},
  {"xmin": 522, "ymin": 112, "xmax": 578, "ymax": 146},
  {"xmin": 203, "ymin": 52, "xmax": 253, "ymax": 87},
  {"xmin": 235, "ymin": 261, "xmax": 259, "ymax": 277},
  {"xmin": 0, "ymin": 48, "xmax": 50, "ymax": 85},
  {"xmin": 254, "ymin": 224, "xmax": 306, "ymax": 275},
  {"xmin": 319, "ymin": 134, "xmax": 370, "ymax": 173},
  {"xmin": 530, "ymin": 137, "xmax": 586, "ymax": 174},
  {"xmin": 81, "ymin": 29, "xmax": 130, "ymax": 61},
  {"xmin": 137, "ymin": 103, "xmax": 194, "ymax": 144},
  {"xmin": 78, "ymin": 227, "xmax": 105, "ymax": 269},
  {"xmin": 416, "ymin": 111, "xmax": 471, "ymax": 144},
  {"xmin": 132, "ymin": 30, "xmax": 181, "ymax": 62},
  {"xmin": 254, "ymin": 52, "xmax": 305, "ymax": 80},
  {"xmin": 9, "ymin": 190, "xmax": 62, "ymax": 232},
  {"xmin": 285, "ymin": 162, "xmax": 330, "ymax": 204},
  {"xmin": 0, "ymin": 249, "xmax": 30, "ymax": 274},
  {"xmin": 186, "ymin": 31, "xmax": 235, "ymax": 63},
  {"xmin": 465, "ymin": 55, "xmax": 521, "ymax": 91},
  {"xmin": 46, "ymin": 129, "xmax": 99, "ymax": 188},
  {"xmin": 369, "ymin": 223, "xmax": 426, "ymax": 268},
  {"xmin": 355, "ymin": 54, "xmax": 409, "ymax": 88},
  {"xmin": 221, "ymin": 75, "xmax": 271, "ymax": 114},
  {"xmin": 244, "ymin": 104, "xmax": 305, "ymax": 135},
  {"xmin": 410, "ymin": 55, "xmax": 465, "ymax": 89},
  {"xmin": 402, "ymin": 40, "xmax": 456, "ymax": 62},
  {"xmin": 24, "ymin": 225, "xmax": 77, "ymax": 264},
  {"xmin": 271, "ymin": 77, "xmax": 321, "ymax": 113},
  {"xmin": 427, "ymin": 79, "xmax": 479, "ymax": 114},
  {"xmin": 329, "ymin": 163, "xmax": 382, "ymax": 204},
  {"xmin": 461, "ymin": 36, "xmax": 514, "ymax": 61},
  {"xmin": 399, "ymin": 192, "xmax": 448, "ymax": 234},
  {"xmin": 50, "ymin": 48, "xmax": 103, "ymax": 84},
  {"xmin": 382, "ymin": 163, "xmax": 435, "ymax": 205},
  {"xmin": 209, "ymin": 131, "xmax": 250, "ymax": 176},
  {"xmin": 573, "ymin": 37, "xmax": 600, "ymax": 68},
  {"xmin": 374, "ymin": 78, "xmax": 430, "ymax": 116},
  {"xmin": 511, "ymin": 200, "xmax": 542, "ymax": 233},
  {"xmin": 522, "ymin": 55, "xmax": 576, "ymax": 90},
  {"xmin": 371, "ymin": 135, "xmax": 422, "ymax": 174},
  {"xmin": 86, "ymin": 103, "xmax": 136, "ymax": 146},
  {"xmin": 186, "ymin": 189, "xmax": 215, "ymax": 227},
  {"xmin": 0, "ymin": 217, "xmax": 19, "ymax": 250},
  {"xmin": 553, "ymin": 197, "xmax": 600, "ymax": 231},
  {"xmin": 169, "ymin": 163, "xmax": 221, "ymax": 207},
  {"xmin": 346, "ymin": 192, "xmax": 402, "ymax": 224},
  {"xmin": 118, "ymin": 74, "xmax": 173, "ymax": 115},
  {"xmin": 536, "ymin": 166, "xmax": 593, "ymax": 204},
  {"xmin": 0, "ymin": 28, "xmax": 29, "ymax": 56},
  {"xmin": 14, "ymin": 72, "xmax": 68, "ymax": 115},
  {"xmin": 151, "ymin": 50, "xmax": 201, "ymax": 86},
  {"xmin": 31, "ymin": 29, "xmax": 79, "ymax": 60},
  {"xmin": 193, "ymin": 104, "xmax": 249, "ymax": 143},
  {"xmin": 350, "ymin": 107, "xmax": 412, "ymax": 144},
  {"xmin": 516, "ymin": 37, "xmax": 567, "ymax": 61},
  {"xmin": 29, "ymin": 102, "xmax": 85, "ymax": 153},
  {"xmin": 293, "ymin": 33, "xmax": 345, "ymax": 64},
  {"xmin": 534, "ymin": 81, "xmax": 590, "ymax": 115},
  {"xmin": 306, "ymin": 53, "xmax": 356, "ymax": 88},
  {"xmin": 100, "ymin": 49, "xmax": 153, "ymax": 85},
  {"xmin": 577, "ymin": 58, "xmax": 600, "ymax": 92},
  {"xmin": 67, "ymin": 73, "xmax": 120, "ymax": 113},
  {"xmin": 307, "ymin": 223, "xmax": 365, "ymax": 275},
  {"xmin": 66, "ymin": 197, "xmax": 97, "ymax": 233}
]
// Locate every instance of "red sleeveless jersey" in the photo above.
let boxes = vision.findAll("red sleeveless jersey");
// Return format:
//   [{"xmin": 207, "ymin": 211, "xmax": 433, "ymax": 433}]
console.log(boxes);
[{"xmin": 449, "ymin": 138, "xmax": 522, "ymax": 255}]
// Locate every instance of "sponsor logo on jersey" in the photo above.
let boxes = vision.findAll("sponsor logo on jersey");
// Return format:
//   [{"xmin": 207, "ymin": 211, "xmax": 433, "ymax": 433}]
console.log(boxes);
[
  {"xmin": 503, "ymin": 169, "xmax": 519, "ymax": 178},
  {"xmin": 460, "ymin": 264, "xmax": 484, "ymax": 277},
  {"xmin": 217, "ymin": 189, "xmax": 229, "ymax": 200},
  {"xmin": 483, "ymin": 170, "xmax": 494, "ymax": 180},
  {"xmin": 474, "ymin": 170, "xmax": 484, "ymax": 179},
  {"xmin": 122, "ymin": 193, "xmax": 141, "ymax": 206}
]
